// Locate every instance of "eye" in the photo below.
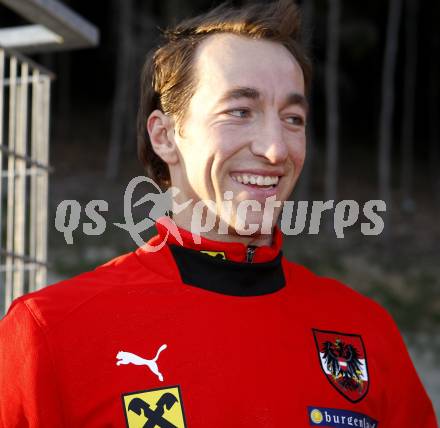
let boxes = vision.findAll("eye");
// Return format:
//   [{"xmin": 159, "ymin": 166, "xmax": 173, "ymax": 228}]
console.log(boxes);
[
  {"xmin": 285, "ymin": 115, "xmax": 305, "ymax": 126},
  {"xmin": 228, "ymin": 109, "xmax": 250, "ymax": 118}
]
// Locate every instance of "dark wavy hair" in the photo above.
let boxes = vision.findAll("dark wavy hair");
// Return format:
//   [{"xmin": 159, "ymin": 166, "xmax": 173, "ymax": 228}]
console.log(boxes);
[{"xmin": 137, "ymin": 0, "xmax": 312, "ymax": 188}]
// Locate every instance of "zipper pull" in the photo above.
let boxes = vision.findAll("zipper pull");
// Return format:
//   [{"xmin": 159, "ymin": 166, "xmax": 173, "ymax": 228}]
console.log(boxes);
[{"xmin": 246, "ymin": 245, "xmax": 256, "ymax": 263}]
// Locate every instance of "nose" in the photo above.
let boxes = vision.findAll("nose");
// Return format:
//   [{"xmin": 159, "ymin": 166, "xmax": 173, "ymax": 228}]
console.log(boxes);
[{"xmin": 250, "ymin": 113, "xmax": 288, "ymax": 164}]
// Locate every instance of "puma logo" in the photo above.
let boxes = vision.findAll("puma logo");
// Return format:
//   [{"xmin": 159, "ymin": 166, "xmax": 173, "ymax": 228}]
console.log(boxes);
[{"xmin": 116, "ymin": 344, "xmax": 167, "ymax": 381}]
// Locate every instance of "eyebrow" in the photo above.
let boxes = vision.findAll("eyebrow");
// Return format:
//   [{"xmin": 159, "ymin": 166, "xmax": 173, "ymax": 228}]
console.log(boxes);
[
  {"xmin": 285, "ymin": 92, "xmax": 309, "ymax": 112},
  {"xmin": 217, "ymin": 86, "xmax": 308, "ymax": 112},
  {"xmin": 217, "ymin": 87, "xmax": 260, "ymax": 104}
]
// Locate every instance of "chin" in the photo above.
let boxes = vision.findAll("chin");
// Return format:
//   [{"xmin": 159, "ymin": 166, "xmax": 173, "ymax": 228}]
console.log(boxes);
[{"xmin": 231, "ymin": 212, "xmax": 277, "ymax": 237}]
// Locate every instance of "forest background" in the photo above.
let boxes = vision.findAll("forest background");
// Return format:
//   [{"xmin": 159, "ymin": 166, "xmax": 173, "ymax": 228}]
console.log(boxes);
[{"xmin": 1, "ymin": 0, "xmax": 439, "ymax": 414}]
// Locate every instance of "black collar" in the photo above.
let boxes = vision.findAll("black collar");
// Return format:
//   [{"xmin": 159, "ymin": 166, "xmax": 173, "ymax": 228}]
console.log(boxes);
[{"xmin": 168, "ymin": 244, "xmax": 285, "ymax": 297}]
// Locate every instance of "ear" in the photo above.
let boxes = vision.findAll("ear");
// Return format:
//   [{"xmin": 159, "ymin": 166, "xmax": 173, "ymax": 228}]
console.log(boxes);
[{"xmin": 147, "ymin": 110, "xmax": 179, "ymax": 165}]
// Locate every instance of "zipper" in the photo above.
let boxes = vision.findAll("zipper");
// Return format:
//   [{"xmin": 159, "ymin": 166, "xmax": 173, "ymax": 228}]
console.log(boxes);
[{"xmin": 246, "ymin": 245, "xmax": 256, "ymax": 263}]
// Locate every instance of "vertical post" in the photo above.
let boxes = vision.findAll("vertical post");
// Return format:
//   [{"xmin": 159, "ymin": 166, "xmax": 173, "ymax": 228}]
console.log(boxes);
[
  {"xmin": 13, "ymin": 62, "xmax": 29, "ymax": 300},
  {"xmin": 29, "ymin": 69, "xmax": 40, "ymax": 292},
  {"xmin": 5, "ymin": 56, "xmax": 17, "ymax": 310},
  {"xmin": 36, "ymin": 76, "xmax": 50, "ymax": 289},
  {"xmin": 0, "ymin": 49, "xmax": 5, "ymax": 311},
  {"xmin": 35, "ymin": 73, "xmax": 43, "ymax": 290}
]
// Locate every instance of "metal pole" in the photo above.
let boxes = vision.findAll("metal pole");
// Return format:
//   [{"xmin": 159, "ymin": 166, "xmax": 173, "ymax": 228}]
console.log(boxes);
[
  {"xmin": 29, "ymin": 68, "xmax": 39, "ymax": 292},
  {"xmin": 36, "ymin": 75, "xmax": 50, "ymax": 289},
  {"xmin": 5, "ymin": 56, "xmax": 17, "ymax": 310},
  {"xmin": 0, "ymin": 49, "xmax": 5, "ymax": 311},
  {"xmin": 12, "ymin": 61, "xmax": 28, "ymax": 299}
]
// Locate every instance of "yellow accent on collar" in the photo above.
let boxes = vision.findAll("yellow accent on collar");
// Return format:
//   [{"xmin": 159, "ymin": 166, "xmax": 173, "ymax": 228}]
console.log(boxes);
[{"xmin": 199, "ymin": 250, "xmax": 226, "ymax": 260}]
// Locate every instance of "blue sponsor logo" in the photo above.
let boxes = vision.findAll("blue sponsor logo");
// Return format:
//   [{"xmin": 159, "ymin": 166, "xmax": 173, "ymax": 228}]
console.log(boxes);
[{"xmin": 308, "ymin": 406, "xmax": 379, "ymax": 427}]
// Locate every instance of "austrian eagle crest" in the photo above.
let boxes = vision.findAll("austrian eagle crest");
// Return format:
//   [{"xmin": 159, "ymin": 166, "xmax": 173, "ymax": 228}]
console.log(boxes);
[{"xmin": 313, "ymin": 329, "xmax": 369, "ymax": 402}]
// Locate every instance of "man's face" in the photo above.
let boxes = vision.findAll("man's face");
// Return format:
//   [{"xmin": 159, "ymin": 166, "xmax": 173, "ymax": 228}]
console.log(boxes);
[{"xmin": 170, "ymin": 33, "xmax": 307, "ymax": 238}]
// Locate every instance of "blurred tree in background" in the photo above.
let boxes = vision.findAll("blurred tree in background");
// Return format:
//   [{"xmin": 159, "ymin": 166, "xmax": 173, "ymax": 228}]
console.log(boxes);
[
  {"xmin": 1, "ymin": 0, "xmax": 438, "ymax": 335},
  {"xmin": 1, "ymin": 0, "xmax": 439, "ymax": 412}
]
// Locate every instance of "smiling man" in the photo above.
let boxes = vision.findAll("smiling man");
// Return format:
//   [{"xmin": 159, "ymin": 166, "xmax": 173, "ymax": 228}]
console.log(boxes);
[
  {"xmin": 145, "ymin": 31, "xmax": 308, "ymax": 243},
  {"xmin": 0, "ymin": 1, "xmax": 437, "ymax": 427}
]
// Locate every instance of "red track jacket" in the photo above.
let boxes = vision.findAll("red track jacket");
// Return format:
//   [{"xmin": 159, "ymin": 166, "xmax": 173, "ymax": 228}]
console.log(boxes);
[{"xmin": 0, "ymin": 219, "xmax": 437, "ymax": 427}]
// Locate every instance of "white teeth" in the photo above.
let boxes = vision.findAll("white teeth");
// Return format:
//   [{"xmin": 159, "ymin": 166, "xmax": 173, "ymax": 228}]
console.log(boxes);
[{"xmin": 231, "ymin": 174, "xmax": 280, "ymax": 186}]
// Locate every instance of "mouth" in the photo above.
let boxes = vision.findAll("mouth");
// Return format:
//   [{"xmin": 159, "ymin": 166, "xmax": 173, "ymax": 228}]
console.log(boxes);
[{"xmin": 230, "ymin": 173, "xmax": 281, "ymax": 189}]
